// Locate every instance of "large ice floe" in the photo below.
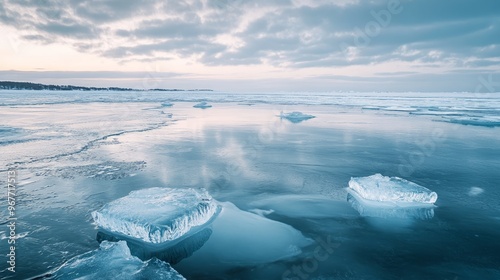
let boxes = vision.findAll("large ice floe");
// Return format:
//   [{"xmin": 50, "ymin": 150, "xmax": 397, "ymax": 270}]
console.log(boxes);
[
  {"xmin": 278, "ymin": 111, "xmax": 315, "ymax": 123},
  {"xmin": 92, "ymin": 188, "xmax": 220, "ymax": 244},
  {"xmin": 348, "ymin": 174, "xmax": 438, "ymax": 204},
  {"xmin": 46, "ymin": 241, "xmax": 185, "ymax": 279},
  {"xmin": 193, "ymin": 101, "xmax": 212, "ymax": 109}
]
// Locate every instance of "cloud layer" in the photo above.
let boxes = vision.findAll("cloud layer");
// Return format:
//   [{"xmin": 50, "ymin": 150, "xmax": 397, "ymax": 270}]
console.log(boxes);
[{"xmin": 1, "ymin": 0, "xmax": 499, "ymax": 91}]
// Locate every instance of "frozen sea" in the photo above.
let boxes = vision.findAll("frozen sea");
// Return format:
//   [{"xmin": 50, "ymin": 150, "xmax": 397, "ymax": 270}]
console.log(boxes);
[{"xmin": 0, "ymin": 90, "xmax": 499, "ymax": 279}]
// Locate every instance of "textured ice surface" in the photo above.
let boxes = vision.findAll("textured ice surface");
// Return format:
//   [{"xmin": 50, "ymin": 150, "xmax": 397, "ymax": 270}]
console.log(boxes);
[
  {"xmin": 193, "ymin": 101, "xmax": 212, "ymax": 108},
  {"xmin": 48, "ymin": 241, "xmax": 185, "ymax": 280},
  {"xmin": 92, "ymin": 188, "xmax": 219, "ymax": 243},
  {"xmin": 441, "ymin": 116, "xmax": 500, "ymax": 127},
  {"xmin": 279, "ymin": 111, "xmax": 315, "ymax": 123},
  {"xmin": 347, "ymin": 193, "xmax": 435, "ymax": 220},
  {"xmin": 348, "ymin": 174, "xmax": 438, "ymax": 204}
]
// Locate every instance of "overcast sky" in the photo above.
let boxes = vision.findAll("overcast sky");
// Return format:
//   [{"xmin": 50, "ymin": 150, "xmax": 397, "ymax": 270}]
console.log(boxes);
[{"xmin": 1, "ymin": 0, "xmax": 499, "ymax": 92}]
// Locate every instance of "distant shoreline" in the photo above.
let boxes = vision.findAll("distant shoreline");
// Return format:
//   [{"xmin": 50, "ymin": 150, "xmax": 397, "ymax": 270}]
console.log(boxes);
[{"xmin": 0, "ymin": 81, "xmax": 213, "ymax": 92}]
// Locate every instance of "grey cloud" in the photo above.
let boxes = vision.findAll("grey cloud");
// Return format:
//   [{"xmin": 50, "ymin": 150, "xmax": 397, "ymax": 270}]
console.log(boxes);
[
  {"xmin": 0, "ymin": 70, "xmax": 186, "ymax": 80},
  {"xmin": 0, "ymin": 0, "xmax": 499, "ymax": 81}
]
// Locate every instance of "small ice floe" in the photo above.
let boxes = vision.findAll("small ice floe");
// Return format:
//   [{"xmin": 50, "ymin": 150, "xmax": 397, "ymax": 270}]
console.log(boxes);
[
  {"xmin": 348, "ymin": 174, "xmax": 438, "ymax": 204},
  {"xmin": 278, "ymin": 111, "xmax": 315, "ymax": 123},
  {"xmin": 161, "ymin": 102, "xmax": 174, "ymax": 107},
  {"xmin": 468, "ymin": 187, "xmax": 484, "ymax": 197},
  {"xmin": 45, "ymin": 241, "xmax": 185, "ymax": 279},
  {"xmin": 347, "ymin": 174, "xmax": 437, "ymax": 220},
  {"xmin": 92, "ymin": 188, "xmax": 220, "ymax": 244},
  {"xmin": 193, "ymin": 101, "xmax": 212, "ymax": 109}
]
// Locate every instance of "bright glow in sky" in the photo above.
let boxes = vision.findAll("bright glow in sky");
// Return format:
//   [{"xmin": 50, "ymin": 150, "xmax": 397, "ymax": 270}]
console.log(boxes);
[{"xmin": 1, "ymin": 0, "xmax": 499, "ymax": 92}]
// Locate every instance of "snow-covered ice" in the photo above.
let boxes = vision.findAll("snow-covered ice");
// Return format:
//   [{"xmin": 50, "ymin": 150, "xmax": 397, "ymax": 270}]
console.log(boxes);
[
  {"xmin": 193, "ymin": 101, "xmax": 212, "ymax": 109},
  {"xmin": 348, "ymin": 174, "xmax": 438, "ymax": 204},
  {"xmin": 46, "ymin": 241, "xmax": 185, "ymax": 280},
  {"xmin": 92, "ymin": 188, "xmax": 220, "ymax": 244},
  {"xmin": 279, "ymin": 111, "xmax": 315, "ymax": 123}
]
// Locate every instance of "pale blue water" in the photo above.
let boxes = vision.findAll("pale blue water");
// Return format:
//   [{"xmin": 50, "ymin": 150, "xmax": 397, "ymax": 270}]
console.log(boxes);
[{"xmin": 0, "ymin": 91, "xmax": 499, "ymax": 279}]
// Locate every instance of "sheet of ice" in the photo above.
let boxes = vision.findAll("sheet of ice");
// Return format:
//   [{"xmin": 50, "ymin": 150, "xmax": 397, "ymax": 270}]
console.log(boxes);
[
  {"xmin": 193, "ymin": 101, "xmax": 212, "ymax": 109},
  {"xmin": 347, "ymin": 193, "xmax": 435, "ymax": 220},
  {"xmin": 248, "ymin": 194, "xmax": 355, "ymax": 218},
  {"xmin": 348, "ymin": 174, "xmax": 438, "ymax": 204},
  {"xmin": 47, "ymin": 241, "xmax": 185, "ymax": 280},
  {"xmin": 161, "ymin": 111, "xmax": 173, "ymax": 118},
  {"xmin": 92, "ymin": 188, "xmax": 220, "ymax": 244},
  {"xmin": 440, "ymin": 116, "xmax": 500, "ymax": 127},
  {"xmin": 383, "ymin": 106, "xmax": 419, "ymax": 112},
  {"xmin": 0, "ymin": 126, "xmax": 26, "ymax": 145},
  {"xmin": 175, "ymin": 201, "xmax": 313, "ymax": 272},
  {"xmin": 279, "ymin": 111, "xmax": 315, "ymax": 123}
]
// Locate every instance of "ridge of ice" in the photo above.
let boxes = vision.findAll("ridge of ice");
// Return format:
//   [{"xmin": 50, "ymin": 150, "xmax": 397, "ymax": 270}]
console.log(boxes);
[
  {"xmin": 92, "ymin": 188, "xmax": 220, "ymax": 244},
  {"xmin": 279, "ymin": 111, "xmax": 315, "ymax": 123},
  {"xmin": 48, "ymin": 241, "xmax": 185, "ymax": 279},
  {"xmin": 193, "ymin": 101, "xmax": 212, "ymax": 108},
  {"xmin": 348, "ymin": 174, "xmax": 438, "ymax": 204}
]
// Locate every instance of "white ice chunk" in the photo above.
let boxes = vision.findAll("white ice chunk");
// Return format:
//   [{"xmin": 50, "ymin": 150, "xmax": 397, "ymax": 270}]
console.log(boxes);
[
  {"xmin": 279, "ymin": 111, "xmax": 315, "ymax": 123},
  {"xmin": 348, "ymin": 174, "xmax": 438, "ymax": 204},
  {"xmin": 48, "ymin": 241, "xmax": 185, "ymax": 280},
  {"xmin": 92, "ymin": 188, "xmax": 220, "ymax": 244},
  {"xmin": 193, "ymin": 101, "xmax": 212, "ymax": 109}
]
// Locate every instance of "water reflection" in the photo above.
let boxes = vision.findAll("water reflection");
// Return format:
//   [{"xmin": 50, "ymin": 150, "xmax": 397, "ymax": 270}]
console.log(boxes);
[{"xmin": 347, "ymin": 193, "xmax": 435, "ymax": 220}]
